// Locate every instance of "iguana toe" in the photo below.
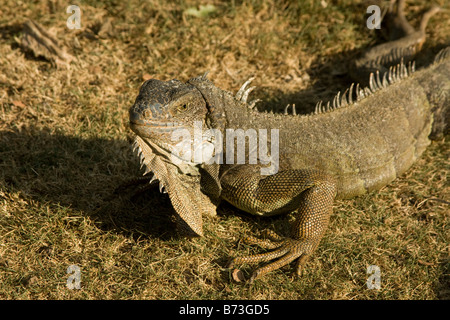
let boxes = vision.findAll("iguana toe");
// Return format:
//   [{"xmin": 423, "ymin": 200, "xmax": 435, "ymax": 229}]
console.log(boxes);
[{"xmin": 229, "ymin": 236, "xmax": 318, "ymax": 282}]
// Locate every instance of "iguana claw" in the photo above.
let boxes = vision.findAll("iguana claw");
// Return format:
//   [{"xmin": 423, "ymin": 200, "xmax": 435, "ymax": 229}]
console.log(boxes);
[{"xmin": 228, "ymin": 235, "xmax": 317, "ymax": 282}]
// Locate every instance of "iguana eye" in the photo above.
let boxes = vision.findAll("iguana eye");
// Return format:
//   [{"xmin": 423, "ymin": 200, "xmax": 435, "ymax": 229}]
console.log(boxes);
[{"xmin": 177, "ymin": 104, "xmax": 188, "ymax": 112}]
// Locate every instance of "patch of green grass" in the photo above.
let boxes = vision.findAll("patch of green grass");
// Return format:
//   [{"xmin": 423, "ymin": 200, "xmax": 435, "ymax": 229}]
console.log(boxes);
[{"xmin": 0, "ymin": 0, "xmax": 448, "ymax": 299}]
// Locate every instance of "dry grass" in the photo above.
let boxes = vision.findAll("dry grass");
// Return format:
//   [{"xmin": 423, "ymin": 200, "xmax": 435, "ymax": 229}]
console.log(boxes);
[{"xmin": 0, "ymin": 0, "xmax": 448, "ymax": 299}]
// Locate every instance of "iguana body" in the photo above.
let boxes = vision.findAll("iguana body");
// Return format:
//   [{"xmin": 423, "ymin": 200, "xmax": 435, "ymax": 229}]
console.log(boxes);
[{"xmin": 126, "ymin": 2, "xmax": 449, "ymax": 281}]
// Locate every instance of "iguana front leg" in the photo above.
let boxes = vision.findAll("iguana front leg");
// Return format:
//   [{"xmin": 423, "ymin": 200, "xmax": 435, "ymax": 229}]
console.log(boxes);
[{"xmin": 221, "ymin": 166, "xmax": 336, "ymax": 281}]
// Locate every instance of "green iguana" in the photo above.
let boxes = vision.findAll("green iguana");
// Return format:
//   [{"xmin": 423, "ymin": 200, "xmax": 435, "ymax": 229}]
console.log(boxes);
[{"xmin": 126, "ymin": 1, "xmax": 449, "ymax": 282}]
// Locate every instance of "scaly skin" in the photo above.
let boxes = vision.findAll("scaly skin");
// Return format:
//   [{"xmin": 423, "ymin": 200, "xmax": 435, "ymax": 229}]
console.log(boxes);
[{"xmin": 126, "ymin": 2, "xmax": 449, "ymax": 282}]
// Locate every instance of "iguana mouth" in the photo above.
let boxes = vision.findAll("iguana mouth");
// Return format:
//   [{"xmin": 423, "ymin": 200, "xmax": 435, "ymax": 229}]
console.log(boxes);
[
  {"xmin": 130, "ymin": 120, "xmax": 185, "ymax": 135},
  {"xmin": 130, "ymin": 120, "xmax": 182, "ymax": 127},
  {"xmin": 129, "ymin": 103, "xmax": 186, "ymax": 135}
]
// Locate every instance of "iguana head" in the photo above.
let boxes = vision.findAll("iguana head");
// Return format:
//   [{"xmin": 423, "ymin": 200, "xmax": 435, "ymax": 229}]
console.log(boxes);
[
  {"xmin": 129, "ymin": 76, "xmax": 228, "ymax": 237},
  {"xmin": 130, "ymin": 76, "xmax": 231, "ymax": 170},
  {"xmin": 130, "ymin": 78, "xmax": 209, "ymax": 159}
]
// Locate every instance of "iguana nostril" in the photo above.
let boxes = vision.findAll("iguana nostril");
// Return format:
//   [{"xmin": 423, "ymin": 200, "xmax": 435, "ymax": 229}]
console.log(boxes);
[{"xmin": 129, "ymin": 108, "xmax": 141, "ymax": 123}]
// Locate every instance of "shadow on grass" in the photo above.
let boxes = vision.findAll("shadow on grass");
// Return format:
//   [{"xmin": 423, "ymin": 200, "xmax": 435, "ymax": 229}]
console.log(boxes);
[
  {"xmin": 0, "ymin": 127, "xmax": 178, "ymax": 240},
  {"xmin": 0, "ymin": 127, "xmax": 286, "ymax": 243}
]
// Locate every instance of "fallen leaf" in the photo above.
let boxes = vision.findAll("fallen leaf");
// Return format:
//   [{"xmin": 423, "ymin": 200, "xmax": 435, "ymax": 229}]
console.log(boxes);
[
  {"xmin": 12, "ymin": 100, "xmax": 26, "ymax": 108},
  {"xmin": 184, "ymin": 4, "xmax": 217, "ymax": 18}
]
